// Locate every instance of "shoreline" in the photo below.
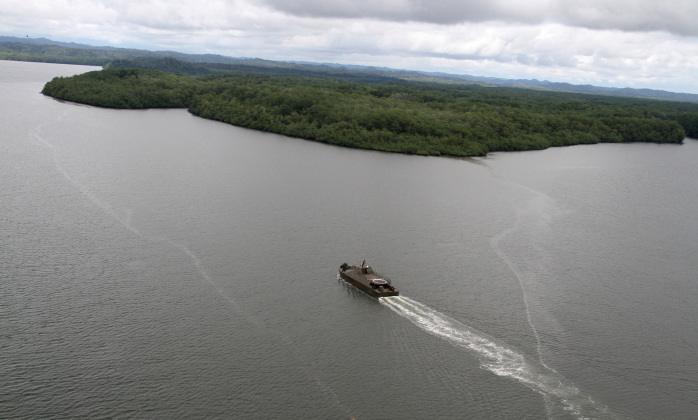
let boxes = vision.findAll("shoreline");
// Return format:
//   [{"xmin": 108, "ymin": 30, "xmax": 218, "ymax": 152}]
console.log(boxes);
[{"xmin": 40, "ymin": 68, "xmax": 695, "ymax": 157}]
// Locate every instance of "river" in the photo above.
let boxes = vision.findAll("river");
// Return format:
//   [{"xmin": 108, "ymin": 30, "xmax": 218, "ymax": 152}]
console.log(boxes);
[{"xmin": 2, "ymin": 60, "xmax": 697, "ymax": 419}]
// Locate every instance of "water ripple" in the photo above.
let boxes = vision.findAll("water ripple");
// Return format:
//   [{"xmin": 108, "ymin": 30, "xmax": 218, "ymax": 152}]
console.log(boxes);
[{"xmin": 381, "ymin": 296, "xmax": 624, "ymax": 419}]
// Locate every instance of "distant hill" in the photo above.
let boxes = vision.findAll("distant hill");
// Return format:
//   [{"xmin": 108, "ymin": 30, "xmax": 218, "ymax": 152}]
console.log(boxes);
[
  {"xmin": 0, "ymin": 36, "xmax": 119, "ymax": 50},
  {"xmin": 3, "ymin": 35, "xmax": 698, "ymax": 102},
  {"xmin": 425, "ymin": 73, "xmax": 698, "ymax": 103},
  {"xmin": 104, "ymin": 58, "xmax": 406, "ymax": 83}
]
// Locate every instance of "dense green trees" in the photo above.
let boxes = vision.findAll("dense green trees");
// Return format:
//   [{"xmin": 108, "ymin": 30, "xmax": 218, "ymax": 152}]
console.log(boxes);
[
  {"xmin": 42, "ymin": 68, "xmax": 697, "ymax": 157},
  {"xmin": 42, "ymin": 69, "xmax": 199, "ymax": 108}
]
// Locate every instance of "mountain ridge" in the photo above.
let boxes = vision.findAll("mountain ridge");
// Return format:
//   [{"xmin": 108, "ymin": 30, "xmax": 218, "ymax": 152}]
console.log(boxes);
[{"xmin": 3, "ymin": 35, "xmax": 697, "ymax": 102}]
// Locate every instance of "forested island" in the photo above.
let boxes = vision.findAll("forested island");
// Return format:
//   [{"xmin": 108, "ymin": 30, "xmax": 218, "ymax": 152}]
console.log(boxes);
[{"xmin": 42, "ymin": 65, "xmax": 698, "ymax": 157}]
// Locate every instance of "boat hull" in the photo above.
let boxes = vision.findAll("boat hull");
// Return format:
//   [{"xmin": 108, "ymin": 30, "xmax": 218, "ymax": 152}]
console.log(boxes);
[{"xmin": 338, "ymin": 264, "xmax": 399, "ymax": 298}]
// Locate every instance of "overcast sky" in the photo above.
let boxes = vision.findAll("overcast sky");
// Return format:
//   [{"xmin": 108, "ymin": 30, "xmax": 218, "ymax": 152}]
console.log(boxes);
[{"xmin": 2, "ymin": 0, "xmax": 697, "ymax": 93}]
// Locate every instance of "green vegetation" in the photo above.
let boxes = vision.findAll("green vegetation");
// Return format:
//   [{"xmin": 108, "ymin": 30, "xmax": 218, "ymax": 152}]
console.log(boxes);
[
  {"xmin": 42, "ymin": 67, "xmax": 698, "ymax": 157},
  {"xmin": 41, "ymin": 68, "xmax": 198, "ymax": 108},
  {"xmin": 105, "ymin": 57, "xmax": 405, "ymax": 82}
]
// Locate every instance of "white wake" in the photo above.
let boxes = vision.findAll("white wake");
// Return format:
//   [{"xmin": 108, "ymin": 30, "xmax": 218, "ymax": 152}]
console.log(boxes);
[{"xmin": 381, "ymin": 296, "xmax": 621, "ymax": 419}]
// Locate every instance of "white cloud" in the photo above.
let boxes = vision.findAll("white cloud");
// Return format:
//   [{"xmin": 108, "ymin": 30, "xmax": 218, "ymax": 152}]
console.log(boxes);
[
  {"xmin": 262, "ymin": 0, "xmax": 698, "ymax": 36},
  {"xmin": 1, "ymin": 0, "xmax": 697, "ymax": 93},
  {"xmin": 260, "ymin": 0, "xmax": 548, "ymax": 24},
  {"xmin": 553, "ymin": 0, "xmax": 698, "ymax": 36}
]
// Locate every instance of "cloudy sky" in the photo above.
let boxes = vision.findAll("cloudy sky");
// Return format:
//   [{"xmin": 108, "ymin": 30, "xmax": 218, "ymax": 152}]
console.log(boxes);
[{"xmin": 2, "ymin": 0, "xmax": 697, "ymax": 93}]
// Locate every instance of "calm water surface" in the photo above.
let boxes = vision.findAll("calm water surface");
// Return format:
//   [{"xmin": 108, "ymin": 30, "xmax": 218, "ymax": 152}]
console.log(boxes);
[{"xmin": 2, "ymin": 61, "xmax": 697, "ymax": 419}]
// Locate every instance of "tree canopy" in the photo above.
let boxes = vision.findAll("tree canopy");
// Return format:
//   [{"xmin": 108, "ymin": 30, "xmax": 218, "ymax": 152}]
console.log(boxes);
[{"xmin": 42, "ymin": 67, "xmax": 697, "ymax": 157}]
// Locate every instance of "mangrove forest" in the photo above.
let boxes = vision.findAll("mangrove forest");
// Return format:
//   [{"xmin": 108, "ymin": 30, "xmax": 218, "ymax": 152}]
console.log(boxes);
[{"xmin": 41, "ymin": 65, "xmax": 698, "ymax": 157}]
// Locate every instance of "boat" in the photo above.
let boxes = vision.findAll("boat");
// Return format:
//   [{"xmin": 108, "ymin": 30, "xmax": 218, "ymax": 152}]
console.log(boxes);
[{"xmin": 338, "ymin": 261, "xmax": 399, "ymax": 297}]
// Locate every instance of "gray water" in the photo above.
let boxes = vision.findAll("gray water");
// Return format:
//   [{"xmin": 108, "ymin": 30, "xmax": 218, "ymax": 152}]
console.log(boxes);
[{"xmin": 2, "ymin": 60, "xmax": 697, "ymax": 419}]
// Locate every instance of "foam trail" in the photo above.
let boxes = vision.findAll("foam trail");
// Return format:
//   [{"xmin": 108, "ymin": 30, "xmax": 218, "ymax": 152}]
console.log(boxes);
[
  {"xmin": 32, "ymin": 118, "xmax": 264, "ymax": 321},
  {"xmin": 381, "ymin": 296, "xmax": 621, "ymax": 419},
  {"xmin": 479, "ymin": 158, "xmax": 565, "ymax": 416},
  {"xmin": 480, "ymin": 158, "xmax": 569, "ymax": 374},
  {"xmin": 490, "ymin": 219, "xmax": 551, "ymax": 370},
  {"xmin": 33, "ymin": 126, "xmax": 158, "ymax": 242},
  {"xmin": 31, "ymin": 119, "xmax": 352, "ymax": 418}
]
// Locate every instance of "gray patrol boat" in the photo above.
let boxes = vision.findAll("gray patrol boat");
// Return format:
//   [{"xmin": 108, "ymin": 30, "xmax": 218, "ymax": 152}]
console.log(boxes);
[{"xmin": 338, "ymin": 261, "xmax": 399, "ymax": 297}]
